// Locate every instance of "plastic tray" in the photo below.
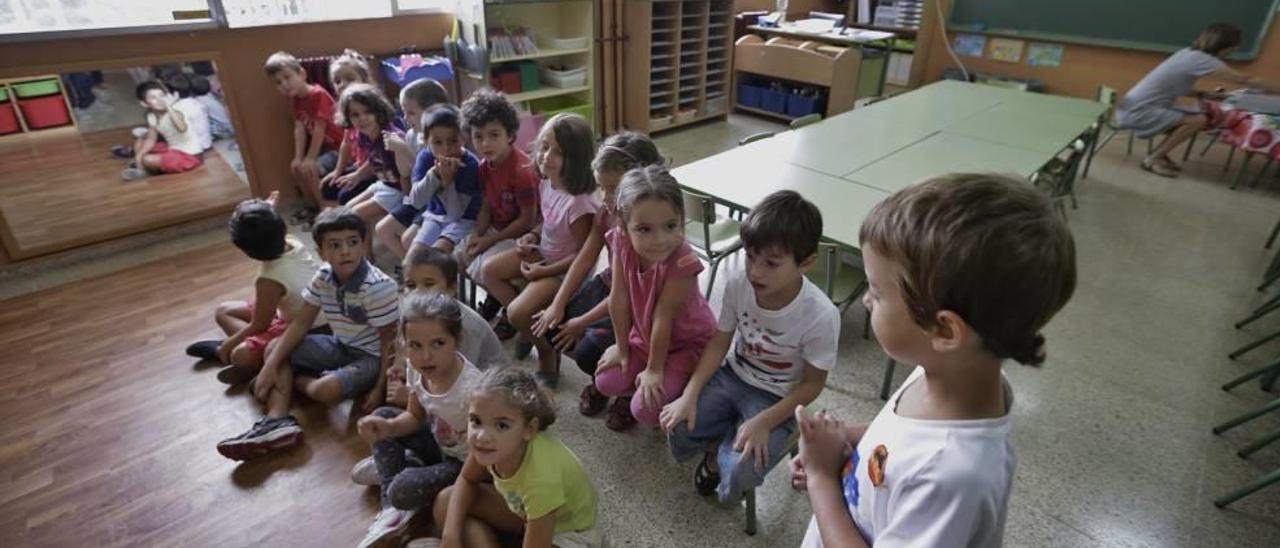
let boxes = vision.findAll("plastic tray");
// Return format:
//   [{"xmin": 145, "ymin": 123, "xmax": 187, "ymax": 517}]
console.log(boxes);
[
  {"xmin": 13, "ymin": 79, "xmax": 60, "ymax": 98},
  {"xmin": 543, "ymin": 36, "xmax": 588, "ymax": 50},
  {"xmin": 540, "ymin": 65, "xmax": 587, "ymax": 88},
  {"xmin": 529, "ymin": 95, "xmax": 592, "ymax": 126}
]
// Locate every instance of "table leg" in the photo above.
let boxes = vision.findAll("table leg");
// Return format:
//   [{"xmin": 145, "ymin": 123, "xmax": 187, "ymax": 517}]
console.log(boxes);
[{"xmin": 1231, "ymin": 152, "xmax": 1254, "ymax": 190}]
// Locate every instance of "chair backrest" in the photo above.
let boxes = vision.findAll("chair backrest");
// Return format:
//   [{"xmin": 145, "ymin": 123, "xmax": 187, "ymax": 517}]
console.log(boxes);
[
  {"xmin": 808, "ymin": 242, "xmax": 840, "ymax": 298},
  {"xmin": 789, "ymin": 113, "xmax": 822, "ymax": 130},
  {"xmin": 738, "ymin": 131, "xmax": 775, "ymax": 146},
  {"xmin": 1096, "ymin": 85, "xmax": 1117, "ymax": 106}
]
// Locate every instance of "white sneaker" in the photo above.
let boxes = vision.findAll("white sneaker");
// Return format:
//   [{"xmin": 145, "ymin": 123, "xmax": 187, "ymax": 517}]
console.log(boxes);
[
  {"xmin": 351, "ymin": 456, "xmax": 381, "ymax": 486},
  {"xmin": 404, "ymin": 538, "xmax": 441, "ymax": 548},
  {"xmin": 356, "ymin": 507, "xmax": 416, "ymax": 548}
]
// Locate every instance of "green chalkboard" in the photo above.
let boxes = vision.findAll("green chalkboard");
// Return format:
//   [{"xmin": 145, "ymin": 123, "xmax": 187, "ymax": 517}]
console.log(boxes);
[{"xmin": 947, "ymin": 0, "xmax": 1279, "ymax": 60}]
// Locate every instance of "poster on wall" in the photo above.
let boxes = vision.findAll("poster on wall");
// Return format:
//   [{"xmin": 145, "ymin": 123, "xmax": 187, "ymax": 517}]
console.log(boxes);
[
  {"xmin": 954, "ymin": 34, "xmax": 987, "ymax": 58},
  {"xmin": 990, "ymin": 38, "xmax": 1025, "ymax": 63},
  {"xmin": 1027, "ymin": 43, "xmax": 1065, "ymax": 67}
]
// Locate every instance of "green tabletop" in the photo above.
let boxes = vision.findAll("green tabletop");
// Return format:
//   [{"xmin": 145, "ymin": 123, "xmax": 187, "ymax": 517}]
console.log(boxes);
[
  {"xmin": 846, "ymin": 132, "xmax": 1051, "ymax": 193},
  {"xmin": 673, "ymin": 150, "xmax": 889, "ymax": 249},
  {"xmin": 944, "ymin": 101, "xmax": 1100, "ymax": 154}
]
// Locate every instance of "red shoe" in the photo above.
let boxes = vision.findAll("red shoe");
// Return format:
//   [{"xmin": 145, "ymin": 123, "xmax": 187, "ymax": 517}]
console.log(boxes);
[
  {"xmin": 579, "ymin": 383, "xmax": 609, "ymax": 417},
  {"xmin": 604, "ymin": 396, "xmax": 637, "ymax": 431}
]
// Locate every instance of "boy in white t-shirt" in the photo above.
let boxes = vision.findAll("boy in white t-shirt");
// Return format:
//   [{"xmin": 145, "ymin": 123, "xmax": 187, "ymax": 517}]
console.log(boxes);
[
  {"xmin": 662, "ymin": 190, "xmax": 840, "ymax": 504},
  {"xmin": 791, "ymin": 174, "xmax": 1077, "ymax": 547},
  {"xmin": 123, "ymin": 80, "xmax": 204, "ymax": 181}
]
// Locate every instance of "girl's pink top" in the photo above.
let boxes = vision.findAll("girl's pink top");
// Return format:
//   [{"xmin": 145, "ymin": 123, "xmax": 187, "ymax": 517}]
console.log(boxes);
[{"xmin": 607, "ymin": 227, "xmax": 716, "ymax": 352}]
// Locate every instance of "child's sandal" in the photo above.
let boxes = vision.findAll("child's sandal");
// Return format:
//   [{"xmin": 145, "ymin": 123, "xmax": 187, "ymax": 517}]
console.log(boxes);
[{"xmin": 694, "ymin": 453, "xmax": 720, "ymax": 497}]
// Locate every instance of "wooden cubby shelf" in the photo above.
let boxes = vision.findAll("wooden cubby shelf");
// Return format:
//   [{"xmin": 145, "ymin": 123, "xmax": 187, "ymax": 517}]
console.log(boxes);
[{"xmin": 623, "ymin": 0, "xmax": 734, "ymax": 134}]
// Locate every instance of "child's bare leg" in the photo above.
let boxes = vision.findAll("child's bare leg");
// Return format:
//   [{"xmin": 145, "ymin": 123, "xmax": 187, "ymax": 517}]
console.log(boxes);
[
  {"xmin": 376, "ymin": 217, "xmax": 408, "ymax": 258},
  {"xmin": 265, "ymin": 356, "xmax": 293, "ymax": 419},
  {"xmin": 295, "ymin": 374, "xmax": 343, "ymax": 405},
  {"xmin": 434, "ymin": 484, "xmax": 524, "ymax": 546},
  {"xmin": 508, "ymin": 278, "xmax": 561, "ymax": 372},
  {"xmin": 228, "ymin": 343, "xmax": 263, "ymax": 369},
  {"xmin": 214, "ymin": 301, "xmax": 251, "ymax": 336},
  {"xmin": 401, "ymin": 225, "xmax": 419, "ymax": 251},
  {"xmin": 480, "ymin": 249, "xmax": 524, "ymax": 306},
  {"xmin": 139, "ymin": 154, "xmax": 165, "ymax": 172},
  {"xmin": 351, "ymin": 201, "xmax": 387, "ymax": 257}
]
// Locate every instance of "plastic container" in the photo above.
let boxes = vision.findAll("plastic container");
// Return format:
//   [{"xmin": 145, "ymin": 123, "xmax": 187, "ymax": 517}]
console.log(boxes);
[
  {"xmin": 737, "ymin": 83, "xmax": 764, "ymax": 109},
  {"xmin": 543, "ymin": 36, "xmax": 588, "ymax": 50},
  {"xmin": 379, "ymin": 56, "xmax": 455, "ymax": 87},
  {"xmin": 0, "ymin": 101, "xmax": 19, "ymax": 134},
  {"xmin": 540, "ymin": 65, "xmax": 587, "ymax": 88},
  {"xmin": 761, "ymin": 88, "xmax": 788, "ymax": 114},
  {"xmin": 517, "ymin": 61, "xmax": 540, "ymax": 93},
  {"xmin": 529, "ymin": 95, "xmax": 593, "ymax": 126},
  {"xmin": 705, "ymin": 95, "xmax": 727, "ymax": 115},
  {"xmin": 785, "ymin": 93, "xmax": 823, "ymax": 117},
  {"xmin": 0, "ymin": 87, "xmax": 8, "ymax": 102},
  {"xmin": 491, "ymin": 68, "xmax": 521, "ymax": 94},
  {"xmin": 13, "ymin": 79, "xmax": 60, "ymax": 98},
  {"xmin": 18, "ymin": 94, "xmax": 71, "ymax": 128},
  {"xmin": 649, "ymin": 113, "xmax": 673, "ymax": 130},
  {"xmin": 674, "ymin": 108, "xmax": 697, "ymax": 124}
]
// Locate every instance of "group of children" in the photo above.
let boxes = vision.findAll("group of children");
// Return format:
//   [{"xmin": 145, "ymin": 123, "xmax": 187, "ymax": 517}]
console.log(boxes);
[
  {"xmin": 120, "ymin": 68, "xmax": 234, "ymax": 181},
  {"xmin": 182, "ymin": 47, "xmax": 1079, "ymax": 548}
]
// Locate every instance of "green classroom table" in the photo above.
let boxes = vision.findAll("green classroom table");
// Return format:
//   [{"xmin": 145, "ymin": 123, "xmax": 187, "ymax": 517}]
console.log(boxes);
[{"xmin": 672, "ymin": 80, "xmax": 1107, "ymax": 249}]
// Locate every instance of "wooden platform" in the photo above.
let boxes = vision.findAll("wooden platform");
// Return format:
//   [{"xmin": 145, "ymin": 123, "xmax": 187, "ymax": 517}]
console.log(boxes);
[
  {"xmin": 0, "ymin": 128, "xmax": 249, "ymax": 260},
  {"xmin": 0, "ymin": 244, "xmax": 382, "ymax": 547}
]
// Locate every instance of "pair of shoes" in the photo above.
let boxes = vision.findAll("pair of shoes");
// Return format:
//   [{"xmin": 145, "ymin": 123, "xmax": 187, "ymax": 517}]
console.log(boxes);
[
  {"xmin": 1141, "ymin": 158, "xmax": 1179, "ymax": 178},
  {"xmin": 351, "ymin": 456, "xmax": 380, "ymax": 486},
  {"xmin": 604, "ymin": 396, "xmax": 637, "ymax": 431},
  {"xmin": 110, "ymin": 145, "xmax": 133, "ymax": 158},
  {"xmin": 216, "ymin": 416, "xmax": 303, "ymax": 461},
  {"xmin": 357, "ymin": 506, "xmax": 417, "ymax": 548},
  {"xmin": 1158, "ymin": 155, "xmax": 1184, "ymax": 172},
  {"xmin": 121, "ymin": 167, "xmax": 148, "ymax": 181},
  {"xmin": 185, "ymin": 339, "xmax": 220, "ymax": 361},
  {"xmin": 478, "ymin": 295, "xmax": 502, "ymax": 322},
  {"xmin": 578, "ymin": 383, "xmax": 609, "ymax": 417},
  {"xmin": 493, "ymin": 316, "xmax": 517, "ymax": 340},
  {"xmin": 216, "ymin": 366, "xmax": 257, "ymax": 385},
  {"xmin": 694, "ymin": 452, "xmax": 721, "ymax": 497}
]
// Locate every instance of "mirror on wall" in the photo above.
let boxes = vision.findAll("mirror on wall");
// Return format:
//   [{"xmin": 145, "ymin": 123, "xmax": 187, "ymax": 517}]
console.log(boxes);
[{"xmin": 0, "ymin": 59, "xmax": 250, "ymax": 260}]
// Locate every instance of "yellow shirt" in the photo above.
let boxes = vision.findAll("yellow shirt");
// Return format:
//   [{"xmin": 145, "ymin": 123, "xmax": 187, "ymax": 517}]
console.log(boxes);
[{"xmin": 491, "ymin": 432, "xmax": 598, "ymax": 533}]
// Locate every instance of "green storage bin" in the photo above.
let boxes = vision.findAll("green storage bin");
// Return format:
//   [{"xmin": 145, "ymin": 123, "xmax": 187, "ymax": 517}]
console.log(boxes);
[
  {"xmin": 0, "ymin": 87, "xmax": 8, "ymax": 102},
  {"xmin": 13, "ymin": 79, "xmax": 60, "ymax": 98},
  {"xmin": 518, "ymin": 61, "xmax": 540, "ymax": 93},
  {"xmin": 529, "ymin": 95, "xmax": 592, "ymax": 126}
]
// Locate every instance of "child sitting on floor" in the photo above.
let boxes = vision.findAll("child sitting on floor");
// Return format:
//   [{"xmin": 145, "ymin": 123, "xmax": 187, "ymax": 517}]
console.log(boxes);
[
  {"xmin": 264, "ymin": 51, "xmax": 343, "ymax": 220},
  {"xmin": 356, "ymin": 292, "xmax": 483, "ymax": 547},
  {"xmin": 662, "ymin": 190, "xmax": 840, "ymax": 504},
  {"xmin": 531, "ymin": 132, "xmax": 664, "ymax": 430},
  {"xmin": 432, "ymin": 367, "xmax": 603, "ymax": 548},
  {"xmin": 216, "ymin": 207, "xmax": 400, "ymax": 461},
  {"xmin": 594, "ymin": 165, "xmax": 716, "ymax": 430},
  {"xmin": 792, "ymin": 174, "xmax": 1076, "ymax": 547},
  {"xmin": 163, "ymin": 72, "xmax": 212, "ymax": 152},
  {"xmin": 122, "ymin": 80, "xmax": 204, "ymax": 181},
  {"xmin": 185, "ymin": 192, "xmax": 324, "ymax": 386}
]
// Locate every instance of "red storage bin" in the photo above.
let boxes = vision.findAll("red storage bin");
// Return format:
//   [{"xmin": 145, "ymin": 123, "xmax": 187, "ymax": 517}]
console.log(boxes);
[
  {"xmin": 490, "ymin": 69, "xmax": 521, "ymax": 95},
  {"xmin": 0, "ymin": 101, "xmax": 19, "ymax": 134},
  {"xmin": 18, "ymin": 94, "xmax": 71, "ymax": 129}
]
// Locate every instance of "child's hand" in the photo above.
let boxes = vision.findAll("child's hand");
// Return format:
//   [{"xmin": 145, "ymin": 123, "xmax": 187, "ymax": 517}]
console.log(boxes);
[
  {"xmin": 660, "ymin": 392, "xmax": 697, "ymax": 433},
  {"xmin": 531, "ymin": 306, "xmax": 563, "ymax": 338},
  {"xmin": 266, "ymin": 190, "xmax": 281, "ymax": 210},
  {"xmin": 516, "ymin": 232, "xmax": 539, "ymax": 248},
  {"xmin": 290, "ymin": 157, "xmax": 304, "ymax": 174},
  {"xmin": 464, "ymin": 234, "xmax": 492, "ymax": 261},
  {"xmin": 320, "ymin": 170, "xmax": 338, "ymax": 187},
  {"xmin": 357, "ymin": 415, "xmax": 394, "ymax": 444},
  {"xmin": 635, "ymin": 367, "xmax": 665, "ymax": 412},
  {"xmin": 253, "ymin": 366, "xmax": 276, "ymax": 401},
  {"xmin": 733, "ymin": 415, "xmax": 773, "ymax": 474},
  {"xmin": 215, "ymin": 339, "xmax": 237, "ymax": 364},
  {"xmin": 383, "ymin": 131, "xmax": 408, "ymax": 153},
  {"xmin": 550, "ymin": 317, "xmax": 586, "ymax": 353},
  {"xmin": 520, "ymin": 261, "xmax": 549, "ymax": 281},
  {"xmin": 788, "ymin": 452, "xmax": 808, "ymax": 491},
  {"xmin": 387, "ymin": 364, "xmax": 406, "ymax": 383},
  {"xmin": 436, "ymin": 156, "xmax": 461, "ymax": 184},
  {"xmin": 335, "ymin": 172, "xmax": 362, "ymax": 190},
  {"xmin": 796, "ymin": 405, "xmax": 853, "ymax": 482},
  {"xmin": 597, "ymin": 344, "xmax": 627, "ymax": 374}
]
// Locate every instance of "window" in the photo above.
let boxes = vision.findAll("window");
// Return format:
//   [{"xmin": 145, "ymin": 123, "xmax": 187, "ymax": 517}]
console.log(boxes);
[
  {"xmin": 0, "ymin": 0, "xmax": 213, "ymax": 36},
  {"xmin": 393, "ymin": 0, "xmax": 449, "ymax": 13},
  {"xmin": 220, "ymin": 0, "xmax": 392, "ymax": 28}
]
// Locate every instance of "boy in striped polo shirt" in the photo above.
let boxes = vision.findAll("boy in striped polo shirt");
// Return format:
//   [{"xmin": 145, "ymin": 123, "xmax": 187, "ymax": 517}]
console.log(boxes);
[{"xmin": 218, "ymin": 207, "xmax": 400, "ymax": 461}]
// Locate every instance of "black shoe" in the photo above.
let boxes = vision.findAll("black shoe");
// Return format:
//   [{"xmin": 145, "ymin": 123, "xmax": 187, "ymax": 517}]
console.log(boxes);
[
  {"xmin": 515, "ymin": 339, "xmax": 534, "ymax": 361},
  {"xmin": 216, "ymin": 366, "xmax": 257, "ymax": 385},
  {"xmin": 479, "ymin": 295, "xmax": 502, "ymax": 322},
  {"xmin": 216, "ymin": 416, "xmax": 303, "ymax": 461},
  {"xmin": 694, "ymin": 452, "xmax": 720, "ymax": 497},
  {"xmin": 186, "ymin": 340, "xmax": 221, "ymax": 361}
]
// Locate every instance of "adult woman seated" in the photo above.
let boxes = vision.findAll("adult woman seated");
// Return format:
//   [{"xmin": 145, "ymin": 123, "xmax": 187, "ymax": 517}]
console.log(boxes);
[{"xmin": 1115, "ymin": 23, "xmax": 1280, "ymax": 177}]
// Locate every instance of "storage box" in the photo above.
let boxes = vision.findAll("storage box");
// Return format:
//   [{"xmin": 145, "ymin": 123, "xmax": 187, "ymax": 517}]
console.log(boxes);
[
  {"xmin": 705, "ymin": 96, "xmax": 728, "ymax": 115},
  {"xmin": 517, "ymin": 61, "xmax": 540, "ymax": 93},
  {"xmin": 13, "ymin": 79, "xmax": 60, "ymax": 98},
  {"xmin": 543, "ymin": 36, "xmax": 588, "ymax": 50},
  {"xmin": 540, "ymin": 65, "xmax": 587, "ymax": 88},
  {"xmin": 18, "ymin": 94, "xmax": 71, "ymax": 128},
  {"xmin": 737, "ymin": 83, "xmax": 764, "ymax": 109},
  {"xmin": 785, "ymin": 93, "xmax": 824, "ymax": 117},
  {"xmin": 0, "ymin": 101, "xmax": 19, "ymax": 134},
  {"xmin": 649, "ymin": 113, "xmax": 673, "ymax": 130},
  {"xmin": 491, "ymin": 68, "xmax": 522, "ymax": 94},
  {"xmin": 760, "ymin": 88, "xmax": 788, "ymax": 114},
  {"xmin": 529, "ymin": 95, "xmax": 592, "ymax": 126},
  {"xmin": 379, "ymin": 56, "xmax": 455, "ymax": 87}
]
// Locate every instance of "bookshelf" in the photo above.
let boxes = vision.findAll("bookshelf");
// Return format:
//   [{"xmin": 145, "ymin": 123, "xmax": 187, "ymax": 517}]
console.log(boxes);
[{"xmin": 622, "ymin": 0, "xmax": 735, "ymax": 133}]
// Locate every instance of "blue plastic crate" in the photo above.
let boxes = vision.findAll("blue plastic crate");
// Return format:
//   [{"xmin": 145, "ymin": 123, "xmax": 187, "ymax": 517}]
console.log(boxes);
[
  {"xmin": 785, "ymin": 93, "xmax": 824, "ymax": 117},
  {"xmin": 737, "ymin": 83, "xmax": 765, "ymax": 109},
  {"xmin": 379, "ymin": 56, "xmax": 455, "ymax": 88},
  {"xmin": 761, "ymin": 88, "xmax": 788, "ymax": 114}
]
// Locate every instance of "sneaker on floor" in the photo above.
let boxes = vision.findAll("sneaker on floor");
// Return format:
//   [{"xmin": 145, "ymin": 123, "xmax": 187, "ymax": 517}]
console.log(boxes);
[
  {"xmin": 216, "ymin": 366, "xmax": 257, "ymax": 385},
  {"xmin": 404, "ymin": 538, "xmax": 442, "ymax": 548},
  {"xmin": 185, "ymin": 339, "xmax": 221, "ymax": 361},
  {"xmin": 357, "ymin": 507, "xmax": 417, "ymax": 548},
  {"xmin": 578, "ymin": 383, "xmax": 609, "ymax": 417},
  {"xmin": 604, "ymin": 395, "xmax": 637, "ymax": 432},
  {"xmin": 216, "ymin": 416, "xmax": 303, "ymax": 461},
  {"xmin": 351, "ymin": 456, "xmax": 381, "ymax": 486},
  {"xmin": 694, "ymin": 452, "xmax": 721, "ymax": 497},
  {"xmin": 515, "ymin": 339, "xmax": 534, "ymax": 361},
  {"xmin": 110, "ymin": 145, "xmax": 133, "ymax": 158},
  {"xmin": 121, "ymin": 167, "xmax": 148, "ymax": 182},
  {"xmin": 1141, "ymin": 158, "xmax": 1179, "ymax": 178},
  {"xmin": 479, "ymin": 295, "xmax": 502, "ymax": 322}
]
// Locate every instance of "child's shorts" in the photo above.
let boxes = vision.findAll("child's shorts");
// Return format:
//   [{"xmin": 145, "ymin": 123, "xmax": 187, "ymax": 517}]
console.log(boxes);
[
  {"xmin": 369, "ymin": 181, "xmax": 405, "ymax": 213},
  {"xmin": 414, "ymin": 214, "xmax": 475, "ymax": 248},
  {"xmin": 320, "ymin": 164, "xmax": 376, "ymax": 204},
  {"xmin": 288, "ymin": 334, "xmax": 381, "ymax": 399},
  {"xmin": 389, "ymin": 203, "xmax": 420, "ymax": 228},
  {"xmin": 242, "ymin": 302, "xmax": 289, "ymax": 362},
  {"xmin": 458, "ymin": 230, "xmax": 516, "ymax": 286},
  {"xmin": 150, "ymin": 142, "xmax": 203, "ymax": 173}
]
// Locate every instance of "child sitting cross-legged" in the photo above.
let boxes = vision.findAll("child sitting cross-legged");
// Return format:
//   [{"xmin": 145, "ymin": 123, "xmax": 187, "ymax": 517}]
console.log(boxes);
[
  {"xmin": 216, "ymin": 207, "xmax": 400, "ymax": 461},
  {"xmin": 791, "ymin": 174, "xmax": 1077, "ymax": 547},
  {"xmin": 355, "ymin": 292, "xmax": 483, "ymax": 547},
  {"xmin": 122, "ymin": 80, "xmax": 204, "ymax": 181},
  {"xmin": 185, "ymin": 191, "xmax": 324, "ymax": 385},
  {"xmin": 661, "ymin": 190, "xmax": 840, "ymax": 503}
]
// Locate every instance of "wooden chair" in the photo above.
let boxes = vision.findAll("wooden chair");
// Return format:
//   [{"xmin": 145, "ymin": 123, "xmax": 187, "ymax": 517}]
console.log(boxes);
[{"xmin": 683, "ymin": 190, "xmax": 745, "ymax": 298}]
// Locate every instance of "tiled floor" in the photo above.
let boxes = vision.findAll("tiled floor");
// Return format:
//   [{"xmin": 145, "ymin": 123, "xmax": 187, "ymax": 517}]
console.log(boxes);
[{"xmin": 4, "ymin": 112, "xmax": 1280, "ymax": 547}]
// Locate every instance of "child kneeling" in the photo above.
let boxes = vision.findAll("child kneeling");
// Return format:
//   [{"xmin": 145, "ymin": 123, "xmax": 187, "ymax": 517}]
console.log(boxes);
[{"xmin": 661, "ymin": 190, "xmax": 840, "ymax": 503}]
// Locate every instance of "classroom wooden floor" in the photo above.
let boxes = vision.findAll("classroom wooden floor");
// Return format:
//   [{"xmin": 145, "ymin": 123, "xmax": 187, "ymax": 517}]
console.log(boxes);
[{"xmin": 0, "ymin": 128, "xmax": 248, "ymax": 259}]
